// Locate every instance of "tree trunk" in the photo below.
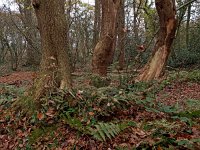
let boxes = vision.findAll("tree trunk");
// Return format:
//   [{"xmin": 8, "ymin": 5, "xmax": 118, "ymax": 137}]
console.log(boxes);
[
  {"xmin": 133, "ymin": 1, "xmax": 139, "ymax": 47},
  {"xmin": 93, "ymin": 0, "xmax": 101, "ymax": 49},
  {"xmin": 92, "ymin": 0, "xmax": 120, "ymax": 76},
  {"xmin": 136, "ymin": 0, "xmax": 177, "ymax": 81},
  {"xmin": 18, "ymin": 0, "xmax": 40, "ymax": 66},
  {"xmin": 32, "ymin": 0, "xmax": 72, "ymax": 100},
  {"xmin": 118, "ymin": 0, "xmax": 125, "ymax": 70},
  {"xmin": 186, "ymin": 3, "xmax": 191, "ymax": 50}
]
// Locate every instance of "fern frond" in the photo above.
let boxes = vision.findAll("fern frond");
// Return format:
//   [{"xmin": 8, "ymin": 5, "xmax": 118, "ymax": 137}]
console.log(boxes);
[
  {"xmin": 89, "ymin": 122, "xmax": 128, "ymax": 141},
  {"xmin": 95, "ymin": 124, "xmax": 106, "ymax": 141},
  {"xmin": 99, "ymin": 123, "xmax": 111, "ymax": 139}
]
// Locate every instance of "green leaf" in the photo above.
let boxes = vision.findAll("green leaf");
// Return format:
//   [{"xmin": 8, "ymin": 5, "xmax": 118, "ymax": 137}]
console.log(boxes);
[
  {"xmin": 99, "ymin": 123, "xmax": 111, "ymax": 139},
  {"xmin": 177, "ymin": 139, "xmax": 190, "ymax": 146},
  {"xmin": 93, "ymin": 133, "xmax": 103, "ymax": 141},
  {"xmin": 191, "ymin": 138, "xmax": 200, "ymax": 143},
  {"xmin": 95, "ymin": 124, "xmax": 106, "ymax": 141},
  {"xmin": 104, "ymin": 123, "xmax": 115, "ymax": 138},
  {"xmin": 110, "ymin": 123, "xmax": 119, "ymax": 135}
]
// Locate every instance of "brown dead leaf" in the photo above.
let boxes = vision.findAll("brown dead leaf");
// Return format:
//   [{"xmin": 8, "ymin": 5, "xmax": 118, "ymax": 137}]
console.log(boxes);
[
  {"xmin": 24, "ymin": 91, "xmax": 29, "ymax": 96},
  {"xmin": 68, "ymin": 139, "xmax": 76, "ymax": 144},
  {"xmin": 17, "ymin": 131, "xmax": 23, "ymax": 138},
  {"xmin": 19, "ymin": 144, "xmax": 24, "ymax": 148},
  {"xmin": 37, "ymin": 112, "xmax": 45, "ymax": 120},
  {"xmin": 45, "ymin": 108, "xmax": 55, "ymax": 117},
  {"xmin": 157, "ymin": 145, "xmax": 163, "ymax": 150},
  {"xmin": 119, "ymin": 143, "xmax": 128, "ymax": 147},
  {"xmin": 87, "ymin": 120, "xmax": 91, "ymax": 125},
  {"xmin": 133, "ymin": 128, "xmax": 147, "ymax": 138},
  {"xmin": 89, "ymin": 112, "xmax": 94, "ymax": 116}
]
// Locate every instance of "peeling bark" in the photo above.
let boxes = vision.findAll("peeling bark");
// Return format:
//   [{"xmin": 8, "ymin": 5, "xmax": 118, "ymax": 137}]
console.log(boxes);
[
  {"xmin": 92, "ymin": 0, "xmax": 121, "ymax": 76},
  {"xmin": 136, "ymin": 0, "xmax": 177, "ymax": 81}
]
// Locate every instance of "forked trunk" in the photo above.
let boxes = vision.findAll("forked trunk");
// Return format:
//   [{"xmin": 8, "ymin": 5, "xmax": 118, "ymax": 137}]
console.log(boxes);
[{"xmin": 136, "ymin": 0, "xmax": 177, "ymax": 81}]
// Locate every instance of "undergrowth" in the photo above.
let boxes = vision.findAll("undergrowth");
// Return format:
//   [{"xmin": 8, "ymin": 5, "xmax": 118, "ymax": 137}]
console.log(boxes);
[
  {"xmin": 0, "ymin": 70, "xmax": 200, "ymax": 149},
  {"xmin": 0, "ymin": 84, "xmax": 25, "ymax": 105}
]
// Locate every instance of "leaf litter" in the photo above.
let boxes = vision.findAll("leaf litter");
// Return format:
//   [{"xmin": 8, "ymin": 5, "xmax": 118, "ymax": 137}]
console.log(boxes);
[{"xmin": 0, "ymin": 71, "xmax": 200, "ymax": 149}]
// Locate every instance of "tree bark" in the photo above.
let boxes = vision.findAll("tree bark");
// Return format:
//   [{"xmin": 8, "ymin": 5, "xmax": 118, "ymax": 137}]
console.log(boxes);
[
  {"xmin": 136, "ymin": 0, "xmax": 177, "ymax": 81},
  {"xmin": 93, "ymin": 0, "xmax": 101, "ymax": 49},
  {"xmin": 92, "ymin": 0, "xmax": 120, "ymax": 76},
  {"xmin": 18, "ymin": 0, "xmax": 40, "ymax": 66},
  {"xmin": 118, "ymin": 0, "xmax": 125, "ymax": 70},
  {"xmin": 133, "ymin": 1, "xmax": 139, "ymax": 47},
  {"xmin": 32, "ymin": 0, "xmax": 72, "ymax": 100},
  {"xmin": 186, "ymin": 3, "xmax": 191, "ymax": 50}
]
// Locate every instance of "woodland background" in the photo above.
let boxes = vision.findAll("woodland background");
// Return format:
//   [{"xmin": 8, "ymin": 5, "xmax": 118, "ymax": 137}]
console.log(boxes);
[
  {"xmin": 0, "ymin": 0, "xmax": 200, "ymax": 149},
  {"xmin": 0, "ymin": 0, "xmax": 199, "ymax": 73}
]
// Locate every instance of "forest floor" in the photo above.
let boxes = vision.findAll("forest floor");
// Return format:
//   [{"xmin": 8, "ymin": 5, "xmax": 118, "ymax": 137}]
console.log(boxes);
[{"xmin": 0, "ymin": 70, "xmax": 200, "ymax": 149}]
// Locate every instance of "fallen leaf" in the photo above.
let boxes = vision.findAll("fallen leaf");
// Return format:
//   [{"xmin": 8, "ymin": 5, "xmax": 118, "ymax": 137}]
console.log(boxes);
[
  {"xmin": 157, "ymin": 145, "xmax": 163, "ymax": 150},
  {"xmin": 45, "ymin": 108, "xmax": 55, "ymax": 117},
  {"xmin": 37, "ymin": 112, "xmax": 44, "ymax": 120},
  {"xmin": 89, "ymin": 112, "xmax": 94, "ymax": 116}
]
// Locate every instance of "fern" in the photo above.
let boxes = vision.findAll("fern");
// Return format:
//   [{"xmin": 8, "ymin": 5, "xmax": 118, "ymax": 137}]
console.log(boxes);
[
  {"xmin": 87, "ymin": 122, "xmax": 130, "ymax": 141},
  {"xmin": 63, "ymin": 113, "xmax": 84, "ymax": 132},
  {"xmin": 62, "ymin": 111, "xmax": 136, "ymax": 141}
]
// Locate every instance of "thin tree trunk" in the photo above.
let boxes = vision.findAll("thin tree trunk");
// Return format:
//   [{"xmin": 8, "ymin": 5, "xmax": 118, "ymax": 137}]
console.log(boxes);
[
  {"xmin": 136, "ymin": 0, "xmax": 177, "ymax": 81},
  {"xmin": 93, "ymin": 0, "xmax": 100, "ymax": 49},
  {"xmin": 133, "ymin": 1, "xmax": 139, "ymax": 47},
  {"xmin": 186, "ymin": 4, "xmax": 191, "ymax": 50},
  {"xmin": 18, "ymin": 0, "xmax": 40, "ymax": 66},
  {"xmin": 118, "ymin": 0, "xmax": 125, "ymax": 70}
]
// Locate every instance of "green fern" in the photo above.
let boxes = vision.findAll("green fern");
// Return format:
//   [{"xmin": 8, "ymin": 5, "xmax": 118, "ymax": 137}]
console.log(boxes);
[
  {"xmin": 87, "ymin": 122, "xmax": 129, "ymax": 141},
  {"xmin": 63, "ymin": 113, "xmax": 84, "ymax": 132}
]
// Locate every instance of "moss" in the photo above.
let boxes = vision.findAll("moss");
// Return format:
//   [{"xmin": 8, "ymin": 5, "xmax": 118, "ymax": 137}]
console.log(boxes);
[
  {"xmin": 28, "ymin": 125, "xmax": 57, "ymax": 145},
  {"xmin": 177, "ymin": 110, "xmax": 200, "ymax": 118},
  {"xmin": 90, "ymin": 75, "xmax": 111, "ymax": 88},
  {"xmin": 11, "ymin": 95, "xmax": 37, "ymax": 117}
]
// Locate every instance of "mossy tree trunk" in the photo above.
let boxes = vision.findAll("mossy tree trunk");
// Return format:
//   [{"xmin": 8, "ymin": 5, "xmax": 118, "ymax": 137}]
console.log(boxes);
[
  {"xmin": 32, "ymin": 0, "xmax": 72, "ymax": 100},
  {"xmin": 92, "ymin": 0, "xmax": 121, "ymax": 76},
  {"xmin": 136, "ymin": 0, "xmax": 177, "ymax": 81}
]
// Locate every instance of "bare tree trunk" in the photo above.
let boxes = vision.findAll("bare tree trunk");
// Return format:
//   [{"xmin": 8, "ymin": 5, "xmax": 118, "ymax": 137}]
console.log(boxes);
[
  {"xmin": 32, "ymin": 0, "xmax": 72, "ymax": 100},
  {"xmin": 18, "ymin": 0, "xmax": 40, "ymax": 66},
  {"xmin": 92, "ymin": 0, "xmax": 120, "ymax": 76},
  {"xmin": 133, "ymin": 1, "xmax": 139, "ymax": 47},
  {"xmin": 136, "ymin": 0, "xmax": 177, "ymax": 81},
  {"xmin": 186, "ymin": 3, "xmax": 191, "ymax": 50},
  {"xmin": 93, "ymin": 0, "xmax": 101, "ymax": 49},
  {"xmin": 118, "ymin": 0, "xmax": 125, "ymax": 70}
]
